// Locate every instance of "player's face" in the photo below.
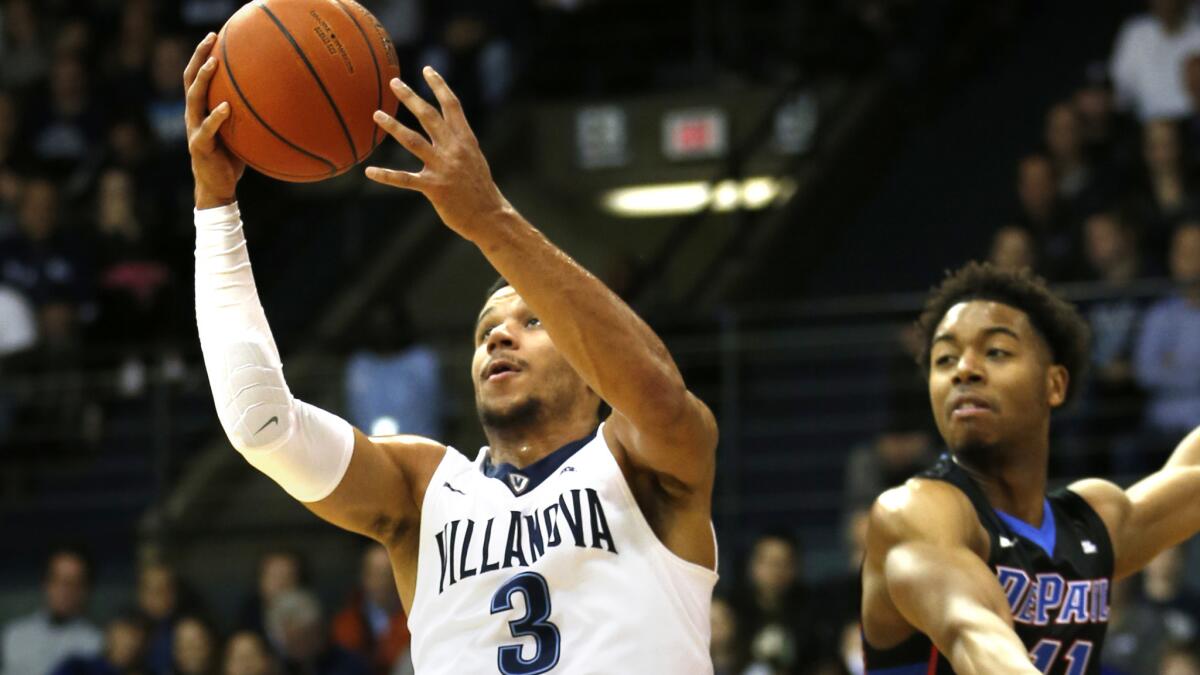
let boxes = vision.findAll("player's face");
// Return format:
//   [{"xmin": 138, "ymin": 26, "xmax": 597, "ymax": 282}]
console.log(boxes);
[
  {"xmin": 927, "ymin": 301, "xmax": 1067, "ymax": 453},
  {"xmin": 472, "ymin": 287, "xmax": 592, "ymax": 429}
]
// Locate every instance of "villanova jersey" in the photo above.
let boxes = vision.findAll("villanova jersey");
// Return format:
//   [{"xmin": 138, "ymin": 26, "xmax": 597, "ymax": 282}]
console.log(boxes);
[
  {"xmin": 863, "ymin": 454, "xmax": 1113, "ymax": 675},
  {"xmin": 408, "ymin": 423, "xmax": 718, "ymax": 674}
]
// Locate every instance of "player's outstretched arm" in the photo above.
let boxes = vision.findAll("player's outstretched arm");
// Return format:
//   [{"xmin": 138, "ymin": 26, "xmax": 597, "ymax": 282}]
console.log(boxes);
[
  {"xmin": 863, "ymin": 481, "xmax": 1040, "ymax": 675},
  {"xmin": 1072, "ymin": 426, "xmax": 1200, "ymax": 578},
  {"xmin": 185, "ymin": 35, "xmax": 444, "ymax": 551},
  {"xmin": 365, "ymin": 69, "xmax": 717, "ymax": 496}
]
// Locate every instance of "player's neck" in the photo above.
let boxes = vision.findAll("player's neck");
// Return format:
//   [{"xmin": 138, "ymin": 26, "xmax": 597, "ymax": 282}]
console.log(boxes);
[
  {"xmin": 483, "ymin": 414, "xmax": 598, "ymax": 470},
  {"xmin": 953, "ymin": 441, "xmax": 1049, "ymax": 526}
]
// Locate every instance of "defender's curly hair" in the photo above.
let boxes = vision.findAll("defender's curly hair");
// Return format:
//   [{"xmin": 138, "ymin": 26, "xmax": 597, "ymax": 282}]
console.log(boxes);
[{"xmin": 915, "ymin": 262, "xmax": 1091, "ymax": 404}]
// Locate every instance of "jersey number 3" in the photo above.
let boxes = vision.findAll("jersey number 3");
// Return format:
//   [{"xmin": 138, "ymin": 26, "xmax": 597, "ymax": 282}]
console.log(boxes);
[
  {"xmin": 1031, "ymin": 639, "xmax": 1093, "ymax": 675},
  {"xmin": 490, "ymin": 572, "xmax": 561, "ymax": 674}
]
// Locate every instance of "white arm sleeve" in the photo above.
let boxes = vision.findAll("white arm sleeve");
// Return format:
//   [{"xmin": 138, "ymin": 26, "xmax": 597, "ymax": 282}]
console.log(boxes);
[{"xmin": 195, "ymin": 202, "xmax": 354, "ymax": 502}]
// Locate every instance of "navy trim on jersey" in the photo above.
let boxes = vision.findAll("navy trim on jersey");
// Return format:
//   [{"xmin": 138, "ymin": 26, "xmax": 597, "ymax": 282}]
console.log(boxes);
[
  {"xmin": 995, "ymin": 499, "xmax": 1056, "ymax": 559},
  {"xmin": 482, "ymin": 427, "xmax": 599, "ymax": 496}
]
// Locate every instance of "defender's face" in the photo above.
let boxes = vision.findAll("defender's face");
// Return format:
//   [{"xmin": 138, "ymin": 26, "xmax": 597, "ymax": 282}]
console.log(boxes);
[
  {"xmin": 928, "ymin": 301, "xmax": 1067, "ymax": 452},
  {"xmin": 471, "ymin": 287, "xmax": 586, "ymax": 424}
]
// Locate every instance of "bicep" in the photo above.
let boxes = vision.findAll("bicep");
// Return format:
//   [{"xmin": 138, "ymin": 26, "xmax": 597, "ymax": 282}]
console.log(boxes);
[
  {"xmin": 1118, "ymin": 467, "xmax": 1200, "ymax": 576},
  {"xmin": 306, "ymin": 430, "xmax": 445, "ymax": 543},
  {"xmin": 605, "ymin": 392, "xmax": 717, "ymax": 496}
]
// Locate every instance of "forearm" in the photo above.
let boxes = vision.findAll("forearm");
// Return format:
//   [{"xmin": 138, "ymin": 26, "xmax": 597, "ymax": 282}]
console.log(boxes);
[
  {"xmin": 195, "ymin": 204, "xmax": 353, "ymax": 501},
  {"xmin": 473, "ymin": 207, "xmax": 687, "ymax": 423},
  {"xmin": 942, "ymin": 614, "xmax": 1039, "ymax": 675}
]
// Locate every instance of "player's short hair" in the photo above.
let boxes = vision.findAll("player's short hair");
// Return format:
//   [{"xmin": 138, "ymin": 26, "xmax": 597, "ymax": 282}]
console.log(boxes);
[
  {"xmin": 486, "ymin": 276, "xmax": 510, "ymax": 300},
  {"xmin": 915, "ymin": 262, "xmax": 1090, "ymax": 404}
]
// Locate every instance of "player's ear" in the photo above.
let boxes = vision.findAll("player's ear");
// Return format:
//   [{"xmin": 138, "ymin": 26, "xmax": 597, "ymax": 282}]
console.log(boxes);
[{"xmin": 1046, "ymin": 364, "xmax": 1068, "ymax": 409}]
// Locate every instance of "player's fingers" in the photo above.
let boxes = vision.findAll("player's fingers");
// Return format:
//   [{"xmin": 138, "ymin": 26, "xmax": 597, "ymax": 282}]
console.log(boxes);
[
  {"xmin": 373, "ymin": 110, "xmax": 433, "ymax": 163},
  {"xmin": 183, "ymin": 33, "xmax": 217, "ymax": 92},
  {"xmin": 185, "ymin": 56, "xmax": 219, "ymax": 131},
  {"xmin": 189, "ymin": 102, "xmax": 231, "ymax": 152},
  {"xmin": 364, "ymin": 166, "xmax": 423, "ymax": 191},
  {"xmin": 389, "ymin": 78, "xmax": 446, "ymax": 139},
  {"xmin": 422, "ymin": 67, "xmax": 468, "ymax": 134}
]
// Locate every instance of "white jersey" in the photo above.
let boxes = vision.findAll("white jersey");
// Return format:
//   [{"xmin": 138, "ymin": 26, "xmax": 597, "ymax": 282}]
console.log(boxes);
[{"xmin": 408, "ymin": 423, "xmax": 718, "ymax": 674}]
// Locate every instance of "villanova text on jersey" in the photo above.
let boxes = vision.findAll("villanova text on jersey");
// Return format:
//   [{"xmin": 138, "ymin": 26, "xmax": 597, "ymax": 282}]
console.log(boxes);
[
  {"xmin": 862, "ymin": 454, "xmax": 1114, "ymax": 675},
  {"xmin": 434, "ymin": 487, "xmax": 618, "ymax": 593},
  {"xmin": 408, "ymin": 424, "xmax": 717, "ymax": 674}
]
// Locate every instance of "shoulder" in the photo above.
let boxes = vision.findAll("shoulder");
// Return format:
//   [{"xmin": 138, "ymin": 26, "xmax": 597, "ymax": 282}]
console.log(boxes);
[
  {"xmin": 868, "ymin": 478, "xmax": 981, "ymax": 551},
  {"xmin": 359, "ymin": 432, "xmax": 451, "ymax": 506},
  {"xmin": 1067, "ymin": 478, "xmax": 1131, "ymax": 533}
]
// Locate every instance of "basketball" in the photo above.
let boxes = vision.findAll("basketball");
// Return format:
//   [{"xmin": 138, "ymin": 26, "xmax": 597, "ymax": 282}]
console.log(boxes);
[{"xmin": 206, "ymin": 0, "xmax": 400, "ymax": 182}]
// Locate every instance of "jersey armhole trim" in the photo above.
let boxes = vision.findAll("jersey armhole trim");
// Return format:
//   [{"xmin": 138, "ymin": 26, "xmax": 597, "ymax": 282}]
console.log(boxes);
[
  {"xmin": 407, "ymin": 446, "xmax": 470, "ymax": 626},
  {"xmin": 598, "ymin": 423, "xmax": 720, "ymax": 580}
]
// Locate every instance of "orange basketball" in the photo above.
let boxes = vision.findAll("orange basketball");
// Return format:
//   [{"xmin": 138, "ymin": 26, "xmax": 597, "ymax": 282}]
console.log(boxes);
[{"xmin": 207, "ymin": 0, "xmax": 400, "ymax": 182}]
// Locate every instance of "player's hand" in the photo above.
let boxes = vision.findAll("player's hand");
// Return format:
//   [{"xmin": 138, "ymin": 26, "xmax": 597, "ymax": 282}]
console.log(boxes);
[
  {"xmin": 184, "ymin": 32, "xmax": 245, "ymax": 210},
  {"xmin": 366, "ymin": 67, "xmax": 511, "ymax": 240}
]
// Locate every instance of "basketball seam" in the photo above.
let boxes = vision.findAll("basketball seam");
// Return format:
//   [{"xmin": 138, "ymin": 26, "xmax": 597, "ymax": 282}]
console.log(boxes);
[
  {"xmin": 219, "ymin": 27, "xmax": 339, "ymax": 177},
  {"xmin": 330, "ymin": 0, "xmax": 384, "ymax": 152},
  {"xmin": 257, "ymin": 0, "xmax": 360, "ymax": 164}
]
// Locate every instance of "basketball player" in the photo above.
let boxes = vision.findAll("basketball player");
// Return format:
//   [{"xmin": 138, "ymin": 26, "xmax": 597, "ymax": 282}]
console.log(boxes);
[
  {"xmin": 861, "ymin": 262, "xmax": 1200, "ymax": 674},
  {"xmin": 183, "ymin": 34, "xmax": 718, "ymax": 673}
]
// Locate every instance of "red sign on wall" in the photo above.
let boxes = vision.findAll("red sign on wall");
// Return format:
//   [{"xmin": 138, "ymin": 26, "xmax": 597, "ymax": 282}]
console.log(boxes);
[{"xmin": 662, "ymin": 109, "xmax": 728, "ymax": 160}]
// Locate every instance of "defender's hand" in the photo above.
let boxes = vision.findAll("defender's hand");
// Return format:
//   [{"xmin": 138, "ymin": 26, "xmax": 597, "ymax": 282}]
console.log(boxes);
[
  {"xmin": 365, "ymin": 67, "xmax": 510, "ymax": 240},
  {"xmin": 185, "ymin": 32, "xmax": 245, "ymax": 210}
]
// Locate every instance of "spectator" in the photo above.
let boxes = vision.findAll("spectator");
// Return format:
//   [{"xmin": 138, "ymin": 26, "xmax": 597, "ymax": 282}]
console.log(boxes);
[
  {"xmin": 1182, "ymin": 53, "xmax": 1200, "ymax": 162},
  {"xmin": 843, "ymin": 428, "xmax": 935, "ymax": 510},
  {"xmin": 419, "ymin": 2, "xmax": 515, "ymax": 119},
  {"xmin": 145, "ymin": 36, "xmax": 188, "ymax": 150},
  {"xmin": 0, "ymin": 176, "xmax": 90, "ymax": 313},
  {"xmin": 710, "ymin": 596, "xmax": 750, "ymax": 675},
  {"xmin": 237, "ymin": 550, "xmax": 307, "ymax": 643},
  {"xmin": 1111, "ymin": 0, "xmax": 1200, "ymax": 121},
  {"xmin": 0, "ymin": 0, "xmax": 49, "ymax": 90},
  {"xmin": 1074, "ymin": 63, "xmax": 1138, "ymax": 169},
  {"xmin": 1013, "ymin": 154, "xmax": 1080, "ymax": 280},
  {"xmin": 731, "ymin": 532, "xmax": 822, "ymax": 673},
  {"xmin": 330, "ymin": 544, "xmax": 410, "ymax": 675},
  {"xmin": 28, "ymin": 55, "xmax": 103, "ymax": 176},
  {"xmin": 171, "ymin": 617, "xmax": 219, "ymax": 675},
  {"xmin": 988, "ymin": 224, "xmax": 1038, "ymax": 274},
  {"xmin": 1162, "ymin": 641, "xmax": 1200, "ymax": 675},
  {"xmin": 51, "ymin": 609, "xmax": 150, "ymax": 675},
  {"xmin": 1107, "ymin": 548, "xmax": 1200, "ymax": 674},
  {"xmin": 1044, "ymin": 101, "xmax": 1096, "ymax": 204},
  {"xmin": 1128, "ymin": 119, "xmax": 1195, "ymax": 262},
  {"xmin": 89, "ymin": 167, "xmax": 174, "ymax": 349},
  {"xmin": 1077, "ymin": 210, "xmax": 1148, "ymax": 473},
  {"xmin": 223, "ymin": 632, "xmax": 275, "ymax": 675},
  {"xmin": 1, "ymin": 547, "xmax": 102, "ymax": 675},
  {"xmin": 1134, "ymin": 223, "xmax": 1200, "ymax": 450},
  {"xmin": 266, "ymin": 590, "xmax": 368, "ymax": 675},
  {"xmin": 0, "ymin": 282, "xmax": 35, "ymax": 356},
  {"xmin": 138, "ymin": 563, "xmax": 182, "ymax": 675},
  {"xmin": 103, "ymin": 0, "xmax": 155, "ymax": 108},
  {"xmin": 1141, "ymin": 545, "xmax": 1200, "ymax": 622},
  {"xmin": 344, "ymin": 303, "xmax": 443, "ymax": 439}
]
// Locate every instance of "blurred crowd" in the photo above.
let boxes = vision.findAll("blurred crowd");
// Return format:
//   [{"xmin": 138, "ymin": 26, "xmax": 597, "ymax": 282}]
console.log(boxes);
[
  {"xmin": 980, "ymin": 0, "xmax": 1200, "ymax": 479},
  {"xmin": 1, "ymin": 543, "xmax": 412, "ymax": 675}
]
